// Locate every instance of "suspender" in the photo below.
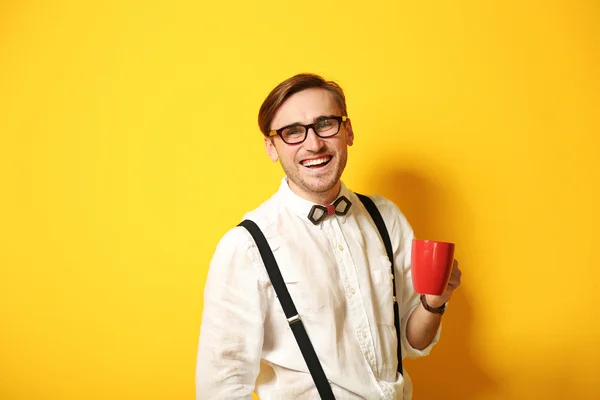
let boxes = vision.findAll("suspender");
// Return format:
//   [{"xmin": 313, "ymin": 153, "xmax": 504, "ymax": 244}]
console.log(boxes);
[
  {"xmin": 237, "ymin": 193, "xmax": 402, "ymax": 399},
  {"xmin": 355, "ymin": 194, "xmax": 403, "ymax": 376},
  {"xmin": 238, "ymin": 219, "xmax": 336, "ymax": 400}
]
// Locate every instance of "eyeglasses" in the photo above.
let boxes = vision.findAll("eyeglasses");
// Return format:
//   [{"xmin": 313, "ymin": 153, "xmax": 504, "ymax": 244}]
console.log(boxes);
[{"xmin": 269, "ymin": 116, "xmax": 348, "ymax": 145}]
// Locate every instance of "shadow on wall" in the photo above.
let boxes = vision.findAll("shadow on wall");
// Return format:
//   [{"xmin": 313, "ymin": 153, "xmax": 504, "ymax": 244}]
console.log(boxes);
[{"xmin": 369, "ymin": 167, "xmax": 500, "ymax": 400}]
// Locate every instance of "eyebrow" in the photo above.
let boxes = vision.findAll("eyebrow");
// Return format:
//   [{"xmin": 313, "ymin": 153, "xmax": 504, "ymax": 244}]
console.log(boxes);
[{"xmin": 276, "ymin": 115, "xmax": 337, "ymax": 130}]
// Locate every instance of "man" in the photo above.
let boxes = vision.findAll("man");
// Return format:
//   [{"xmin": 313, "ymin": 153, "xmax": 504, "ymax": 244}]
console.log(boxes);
[{"xmin": 196, "ymin": 73, "xmax": 462, "ymax": 399}]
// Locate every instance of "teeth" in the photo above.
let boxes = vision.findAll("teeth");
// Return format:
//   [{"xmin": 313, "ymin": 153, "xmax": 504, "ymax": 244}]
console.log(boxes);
[{"xmin": 303, "ymin": 157, "xmax": 330, "ymax": 167}]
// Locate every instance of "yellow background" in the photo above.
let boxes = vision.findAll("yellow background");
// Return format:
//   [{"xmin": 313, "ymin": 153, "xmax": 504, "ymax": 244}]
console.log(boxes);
[{"xmin": 1, "ymin": 0, "xmax": 599, "ymax": 399}]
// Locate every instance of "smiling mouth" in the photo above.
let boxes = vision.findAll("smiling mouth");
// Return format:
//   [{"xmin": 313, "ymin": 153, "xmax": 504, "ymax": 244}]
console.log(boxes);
[{"xmin": 300, "ymin": 155, "xmax": 332, "ymax": 168}]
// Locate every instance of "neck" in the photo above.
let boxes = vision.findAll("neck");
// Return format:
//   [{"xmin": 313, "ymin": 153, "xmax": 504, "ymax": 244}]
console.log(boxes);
[{"xmin": 288, "ymin": 179, "xmax": 341, "ymax": 205}]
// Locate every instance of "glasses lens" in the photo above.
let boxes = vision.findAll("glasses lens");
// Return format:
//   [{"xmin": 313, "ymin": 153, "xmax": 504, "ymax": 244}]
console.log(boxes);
[
  {"xmin": 314, "ymin": 118, "xmax": 340, "ymax": 137},
  {"xmin": 281, "ymin": 125, "xmax": 306, "ymax": 144}
]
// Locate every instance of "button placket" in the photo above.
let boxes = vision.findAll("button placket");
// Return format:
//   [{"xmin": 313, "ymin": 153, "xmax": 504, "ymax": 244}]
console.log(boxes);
[{"xmin": 330, "ymin": 218, "xmax": 380, "ymax": 376}]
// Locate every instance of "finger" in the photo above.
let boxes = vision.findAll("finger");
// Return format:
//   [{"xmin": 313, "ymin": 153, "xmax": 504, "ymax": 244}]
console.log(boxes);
[
  {"xmin": 447, "ymin": 276, "xmax": 460, "ymax": 288},
  {"xmin": 447, "ymin": 271, "xmax": 462, "ymax": 287},
  {"xmin": 452, "ymin": 261, "xmax": 462, "ymax": 275},
  {"xmin": 450, "ymin": 267, "xmax": 462, "ymax": 280},
  {"xmin": 453, "ymin": 268, "xmax": 462, "ymax": 279},
  {"xmin": 448, "ymin": 277, "xmax": 461, "ymax": 288},
  {"xmin": 453, "ymin": 260, "xmax": 461, "ymax": 272}
]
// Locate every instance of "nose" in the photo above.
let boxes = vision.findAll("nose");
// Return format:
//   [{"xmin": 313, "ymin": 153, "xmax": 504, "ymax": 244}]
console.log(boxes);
[{"xmin": 303, "ymin": 128, "xmax": 325, "ymax": 152}]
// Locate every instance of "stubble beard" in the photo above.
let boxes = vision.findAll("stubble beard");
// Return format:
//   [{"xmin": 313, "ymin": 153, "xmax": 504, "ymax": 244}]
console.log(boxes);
[{"xmin": 282, "ymin": 150, "xmax": 348, "ymax": 198}]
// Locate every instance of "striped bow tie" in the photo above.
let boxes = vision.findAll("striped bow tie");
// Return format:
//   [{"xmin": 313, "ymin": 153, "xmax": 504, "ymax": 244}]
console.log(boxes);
[{"xmin": 307, "ymin": 196, "xmax": 352, "ymax": 225}]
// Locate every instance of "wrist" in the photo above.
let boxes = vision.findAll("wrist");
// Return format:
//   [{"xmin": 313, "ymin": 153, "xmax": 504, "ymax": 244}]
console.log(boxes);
[
  {"xmin": 424, "ymin": 294, "xmax": 447, "ymax": 308},
  {"xmin": 420, "ymin": 294, "xmax": 446, "ymax": 315}
]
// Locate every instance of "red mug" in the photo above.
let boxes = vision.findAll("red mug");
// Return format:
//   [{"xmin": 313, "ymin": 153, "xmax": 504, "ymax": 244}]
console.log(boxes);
[{"xmin": 411, "ymin": 240, "xmax": 455, "ymax": 295}]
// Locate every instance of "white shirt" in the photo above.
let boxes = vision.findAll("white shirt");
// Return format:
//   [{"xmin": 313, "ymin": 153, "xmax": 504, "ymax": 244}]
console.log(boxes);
[{"xmin": 196, "ymin": 178, "xmax": 440, "ymax": 399}]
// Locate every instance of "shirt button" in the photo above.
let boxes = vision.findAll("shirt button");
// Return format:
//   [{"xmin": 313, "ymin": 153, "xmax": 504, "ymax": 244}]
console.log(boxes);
[
  {"xmin": 362, "ymin": 332, "xmax": 367, "ymax": 339},
  {"xmin": 337, "ymin": 245, "xmax": 344, "ymax": 251},
  {"xmin": 349, "ymin": 288, "xmax": 356, "ymax": 295}
]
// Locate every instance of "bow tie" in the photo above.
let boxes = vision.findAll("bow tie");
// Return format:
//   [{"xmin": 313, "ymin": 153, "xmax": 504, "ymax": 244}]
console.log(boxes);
[{"xmin": 307, "ymin": 196, "xmax": 352, "ymax": 225}]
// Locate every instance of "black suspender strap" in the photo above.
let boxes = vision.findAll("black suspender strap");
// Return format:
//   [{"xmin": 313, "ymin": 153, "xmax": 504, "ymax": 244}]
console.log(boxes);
[
  {"xmin": 237, "ymin": 193, "xmax": 402, "ymax": 396},
  {"xmin": 356, "ymin": 193, "xmax": 404, "ymax": 376},
  {"xmin": 238, "ymin": 219, "xmax": 336, "ymax": 400}
]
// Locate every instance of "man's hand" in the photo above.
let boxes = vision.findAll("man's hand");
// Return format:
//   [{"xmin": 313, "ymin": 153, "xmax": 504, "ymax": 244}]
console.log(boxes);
[{"xmin": 425, "ymin": 259, "xmax": 462, "ymax": 308}]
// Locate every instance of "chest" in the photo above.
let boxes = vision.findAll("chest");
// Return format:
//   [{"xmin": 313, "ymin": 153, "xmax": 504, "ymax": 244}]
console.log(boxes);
[{"xmin": 267, "ymin": 217, "xmax": 393, "ymax": 318}]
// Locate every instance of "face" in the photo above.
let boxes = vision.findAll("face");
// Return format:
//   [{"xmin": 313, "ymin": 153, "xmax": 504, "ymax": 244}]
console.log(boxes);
[{"xmin": 265, "ymin": 88, "xmax": 354, "ymax": 204}]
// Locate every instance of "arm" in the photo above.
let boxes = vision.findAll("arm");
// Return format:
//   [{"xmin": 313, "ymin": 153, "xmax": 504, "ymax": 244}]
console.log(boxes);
[
  {"xmin": 374, "ymin": 196, "xmax": 461, "ymax": 356},
  {"xmin": 196, "ymin": 228, "xmax": 267, "ymax": 399},
  {"xmin": 406, "ymin": 260, "xmax": 461, "ymax": 350}
]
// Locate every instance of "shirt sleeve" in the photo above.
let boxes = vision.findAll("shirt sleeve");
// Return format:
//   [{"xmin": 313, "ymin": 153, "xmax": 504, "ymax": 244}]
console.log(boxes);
[
  {"xmin": 375, "ymin": 197, "xmax": 442, "ymax": 360},
  {"xmin": 196, "ymin": 226, "xmax": 268, "ymax": 399}
]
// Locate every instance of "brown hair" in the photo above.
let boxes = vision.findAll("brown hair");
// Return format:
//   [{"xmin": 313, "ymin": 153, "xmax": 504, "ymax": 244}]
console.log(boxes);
[{"xmin": 257, "ymin": 73, "xmax": 348, "ymax": 136}]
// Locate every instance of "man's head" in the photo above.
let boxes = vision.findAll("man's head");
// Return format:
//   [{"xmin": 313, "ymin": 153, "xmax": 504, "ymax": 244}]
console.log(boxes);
[{"xmin": 258, "ymin": 73, "xmax": 354, "ymax": 204}]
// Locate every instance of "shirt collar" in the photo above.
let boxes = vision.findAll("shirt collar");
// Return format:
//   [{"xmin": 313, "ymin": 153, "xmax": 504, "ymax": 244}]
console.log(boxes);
[{"xmin": 277, "ymin": 176, "xmax": 353, "ymax": 226}]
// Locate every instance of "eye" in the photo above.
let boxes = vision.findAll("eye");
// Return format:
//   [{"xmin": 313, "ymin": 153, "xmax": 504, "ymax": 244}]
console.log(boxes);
[
  {"xmin": 315, "ymin": 119, "xmax": 334, "ymax": 131},
  {"xmin": 282, "ymin": 126, "xmax": 305, "ymax": 137}
]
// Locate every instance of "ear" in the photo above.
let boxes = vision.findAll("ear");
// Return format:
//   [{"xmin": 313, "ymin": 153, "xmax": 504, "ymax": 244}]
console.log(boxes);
[
  {"xmin": 345, "ymin": 118, "xmax": 354, "ymax": 146},
  {"xmin": 264, "ymin": 136, "xmax": 279, "ymax": 162}
]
